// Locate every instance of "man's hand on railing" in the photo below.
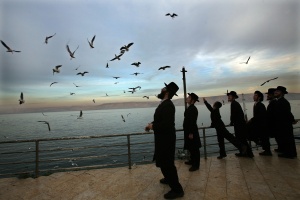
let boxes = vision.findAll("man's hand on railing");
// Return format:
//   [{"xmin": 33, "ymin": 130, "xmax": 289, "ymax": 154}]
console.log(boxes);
[{"xmin": 145, "ymin": 123, "xmax": 153, "ymax": 132}]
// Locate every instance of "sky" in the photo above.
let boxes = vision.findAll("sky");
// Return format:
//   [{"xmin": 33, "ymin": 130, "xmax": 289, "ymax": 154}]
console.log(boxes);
[{"xmin": 0, "ymin": 0, "xmax": 299, "ymax": 113}]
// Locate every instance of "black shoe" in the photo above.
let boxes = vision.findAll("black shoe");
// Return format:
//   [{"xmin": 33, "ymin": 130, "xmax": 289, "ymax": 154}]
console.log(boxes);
[
  {"xmin": 160, "ymin": 178, "xmax": 168, "ymax": 184},
  {"xmin": 184, "ymin": 161, "xmax": 192, "ymax": 165},
  {"xmin": 241, "ymin": 145, "xmax": 248, "ymax": 155},
  {"xmin": 274, "ymin": 148, "xmax": 282, "ymax": 153},
  {"xmin": 189, "ymin": 166, "xmax": 199, "ymax": 172},
  {"xmin": 164, "ymin": 190, "xmax": 184, "ymax": 199},
  {"xmin": 217, "ymin": 155, "xmax": 227, "ymax": 159},
  {"xmin": 278, "ymin": 153, "xmax": 296, "ymax": 159},
  {"xmin": 259, "ymin": 150, "xmax": 272, "ymax": 156},
  {"xmin": 235, "ymin": 152, "xmax": 246, "ymax": 157}
]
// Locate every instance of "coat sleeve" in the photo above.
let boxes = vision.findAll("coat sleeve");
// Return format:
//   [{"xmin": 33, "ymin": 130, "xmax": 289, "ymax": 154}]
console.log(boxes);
[{"xmin": 204, "ymin": 100, "xmax": 213, "ymax": 112}]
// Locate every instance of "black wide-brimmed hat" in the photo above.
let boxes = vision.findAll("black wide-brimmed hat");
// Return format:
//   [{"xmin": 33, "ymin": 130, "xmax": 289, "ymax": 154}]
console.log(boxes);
[
  {"xmin": 164, "ymin": 82, "xmax": 179, "ymax": 96},
  {"xmin": 275, "ymin": 86, "xmax": 288, "ymax": 94},
  {"xmin": 188, "ymin": 93, "xmax": 199, "ymax": 102},
  {"xmin": 265, "ymin": 88, "xmax": 276, "ymax": 95},
  {"xmin": 227, "ymin": 91, "xmax": 239, "ymax": 99}
]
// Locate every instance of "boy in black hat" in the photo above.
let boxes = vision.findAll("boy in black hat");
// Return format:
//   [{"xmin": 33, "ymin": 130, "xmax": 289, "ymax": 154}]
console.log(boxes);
[
  {"xmin": 203, "ymin": 97, "xmax": 247, "ymax": 158},
  {"xmin": 145, "ymin": 82, "xmax": 184, "ymax": 199},
  {"xmin": 227, "ymin": 91, "xmax": 254, "ymax": 158},
  {"xmin": 183, "ymin": 93, "xmax": 201, "ymax": 171},
  {"xmin": 273, "ymin": 86, "xmax": 298, "ymax": 159}
]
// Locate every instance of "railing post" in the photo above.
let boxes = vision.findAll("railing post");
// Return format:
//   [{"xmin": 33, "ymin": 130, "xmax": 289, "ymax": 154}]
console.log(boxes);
[
  {"xmin": 127, "ymin": 135, "xmax": 132, "ymax": 169},
  {"xmin": 35, "ymin": 141, "xmax": 39, "ymax": 178},
  {"xmin": 202, "ymin": 128, "xmax": 207, "ymax": 159}
]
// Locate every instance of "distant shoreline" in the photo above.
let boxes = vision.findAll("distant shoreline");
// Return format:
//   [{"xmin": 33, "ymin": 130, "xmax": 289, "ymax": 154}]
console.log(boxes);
[{"xmin": 1, "ymin": 93, "xmax": 300, "ymax": 115}]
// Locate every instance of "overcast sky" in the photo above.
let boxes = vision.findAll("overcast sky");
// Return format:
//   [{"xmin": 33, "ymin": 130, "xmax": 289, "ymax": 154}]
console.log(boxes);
[{"xmin": 0, "ymin": 0, "xmax": 299, "ymax": 112}]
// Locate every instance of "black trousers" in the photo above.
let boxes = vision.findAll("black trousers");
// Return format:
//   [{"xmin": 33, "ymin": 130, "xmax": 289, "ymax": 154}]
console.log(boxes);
[
  {"xmin": 188, "ymin": 146, "xmax": 200, "ymax": 168},
  {"xmin": 234, "ymin": 124, "xmax": 253, "ymax": 155},
  {"xmin": 160, "ymin": 164, "xmax": 183, "ymax": 193},
  {"xmin": 277, "ymin": 127, "xmax": 297, "ymax": 157},
  {"xmin": 260, "ymin": 134, "xmax": 271, "ymax": 151}
]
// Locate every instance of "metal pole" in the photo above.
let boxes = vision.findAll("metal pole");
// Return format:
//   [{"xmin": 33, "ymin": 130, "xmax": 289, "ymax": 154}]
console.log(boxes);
[
  {"xmin": 242, "ymin": 93, "xmax": 248, "ymax": 122},
  {"xmin": 181, "ymin": 67, "xmax": 188, "ymax": 110},
  {"xmin": 202, "ymin": 128, "xmax": 207, "ymax": 159},
  {"xmin": 127, "ymin": 135, "xmax": 132, "ymax": 169},
  {"xmin": 35, "ymin": 141, "xmax": 39, "ymax": 178}
]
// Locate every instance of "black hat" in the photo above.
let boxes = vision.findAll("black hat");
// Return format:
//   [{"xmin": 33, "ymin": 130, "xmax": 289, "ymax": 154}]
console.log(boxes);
[
  {"xmin": 188, "ymin": 93, "xmax": 199, "ymax": 102},
  {"xmin": 275, "ymin": 86, "xmax": 288, "ymax": 94},
  {"xmin": 227, "ymin": 91, "xmax": 239, "ymax": 99},
  {"xmin": 164, "ymin": 82, "xmax": 179, "ymax": 96},
  {"xmin": 265, "ymin": 88, "xmax": 276, "ymax": 95}
]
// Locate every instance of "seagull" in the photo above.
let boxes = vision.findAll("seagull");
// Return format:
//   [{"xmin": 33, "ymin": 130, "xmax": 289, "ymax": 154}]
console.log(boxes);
[
  {"xmin": 106, "ymin": 93, "xmax": 108, "ymax": 96},
  {"xmin": 110, "ymin": 53, "xmax": 123, "ymax": 61},
  {"xmin": 70, "ymin": 92, "xmax": 75, "ymax": 95},
  {"xmin": 77, "ymin": 71, "xmax": 89, "ymax": 76},
  {"xmin": 50, "ymin": 82, "xmax": 58, "ymax": 87},
  {"xmin": 75, "ymin": 65, "xmax": 81, "ymax": 70},
  {"xmin": 131, "ymin": 72, "xmax": 143, "ymax": 76},
  {"xmin": 260, "ymin": 77, "xmax": 278, "ymax": 86},
  {"xmin": 93, "ymin": 99, "xmax": 95, "ymax": 103},
  {"xmin": 143, "ymin": 96, "xmax": 149, "ymax": 99},
  {"xmin": 114, "ymin": 82, "xmax": 119, "ymax": 84},
  {"xmin": 131, "ymin": 62, "xmax": 141, "ymax": 67},
  {"xmin": 66, "ymin": 44, "xmax": 79, "ymax": 59},
  {"xmin": 135, "ymin": 86, "xmax": 141, "ymax": 90},
  {"xmin": 120, "ymin": 42, "xmax": 134, "ymax": 52},
  {"xmin": 240, "ymin": 56, "xmax": 251, "ymax": 64},
  {"xmin": 52, "ymin": 65, "xmax": 62, "ymax": 75},
  {"xmin": 37, "ymin": 121, "xmax": 51, "ymax": 131},
  {"xmin": 87, "ymin": 35, "xmax": 96, "ymax": 48},
  {"xmin": 129, "ymin": 87, "xmax": 137, "ymax": 92},
  {"xmin": 123, "ymin": 90, "xmax": 126, "ymax": 93},
  {"xmin": 166, "ymin": 13, "xmax": 178, "ymax": 19},
  {"xmin": 112, "ymin": 76, "xmax": 120, "ymax": 79},
  {"xmin": 158, "ymin": 66, "xmax": 171, "ymax": 70},
  {"xmin": 45, "ymin": 33, "xmax": 56, "ymax": 44},
  {"xmin": 106, "ymin": 63, "xmax": 109, "ymax": 68},
  {"xmin": 42, "ymin": 112, "xmax": 47, "ymax": 116},
  {"xmin": 19, "ymin": 92, "xmax": 25, "ymax": 104},
  {"xmin": 77, "ymin": 110, "xmax": 83, "ymax": 119},
  {"xmin": 127, "ymin": 113, "xmax": 131, "ymax": 117},
  {"xmin": 121, "ymin": 115, "xmax": 125, "ymax": 122},
  {"xmin": 128, "ymin": 90, "xmax": 136, "ymax": 94},
  {"xmin": 73, "ymin": 83, "xmax": 80, "ymax": 87},
  {"xmin": 1, "ymin": 40, "xmax": 21, "ymax": 53}
]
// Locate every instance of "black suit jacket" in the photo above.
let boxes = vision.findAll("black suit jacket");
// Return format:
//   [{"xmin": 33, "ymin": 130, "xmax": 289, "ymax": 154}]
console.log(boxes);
[
  {"xmin": 230, "ymin": 100, "xmax": 246, "ymax": 126},
  {"xmin": 248, "ymin": 101, "xmax": 267, "ymax": 139},
  {"xmin": 274, "ymin": 97, "xmax": 295, "ymax": 134},
  {"xmin": 152, "ymin": 99, "xmax": 176, "ymax": 167},
  {"xmin": 267, "ymin": 99, "xmax": 277, "ymax": 137},
  {"xmin": 183, "ymin": 104, "xmax": 201, "ymax": 149}
]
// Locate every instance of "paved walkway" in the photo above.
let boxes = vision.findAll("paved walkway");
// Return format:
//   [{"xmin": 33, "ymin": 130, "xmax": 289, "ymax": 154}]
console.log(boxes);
[{"xmin": 1, "ymin": 148, "xmax": 300, "ymax": 200}]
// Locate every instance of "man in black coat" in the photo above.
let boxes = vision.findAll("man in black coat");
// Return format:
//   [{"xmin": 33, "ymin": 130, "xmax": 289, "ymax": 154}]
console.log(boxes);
[
  {"xmin": 273, "ymin": 86, "xmax": 298, "ymax": 159},
  {"xmin": 247, "ymin": 91, "xmax": 271, "ymax": 155},
  {"xmin": 145, "ymin": 82, "xmax": 184, "ymax": 199},
  {"xmin": 183, "ymin": 93, "xmax": 201, "ymax": 171},
  {"xmin": 228, "ymin": 91, "xmax": 254, "ymax": 158},
  {"xmin": 203, "ymin": 98, "xmax": 247, "ymax": 159}
]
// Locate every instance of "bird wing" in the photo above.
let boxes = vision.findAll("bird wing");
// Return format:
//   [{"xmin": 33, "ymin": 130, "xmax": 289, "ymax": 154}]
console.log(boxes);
[
  {"xmin": 66, "ymin": 45, "xmax": 72, "ymax": 54},
  {"xmin": 260, "ymin": 81, "xmax": 267, "ymax": 86},
  {"xmin": 158, "ymin": 67, "xmax": 162, "ymax": 70},
  {"xmin": 79, "ymin": 110, "xmax": 83, "ymax": 117},
  {"xmin": 127, "ymin": 42, "xmax": 134, "ymax": 48},
  {"xmin": 20, "ymin": 92, "xmax": 23, "ymax": 100},
  {"xmin": 91, "ymin": 35, "xmax": 96, "ymax": 43},
  {"xmin": 173, "ymin": 13, "xmax": 178, "ymax": 16},
  {"xmin": 1, "ymin": 40, "xmax": 10, "ymax": 50},
  {"xmin": 76, "ymin": 72, "xmax": 82, "ymax": 75},
  {"xmin": 106, "ymin": 63, "xmax": 109, "ymax": 68},
  {"xmin": 83, "ymin": 71, "xmax": 89, "ymax": 74},
  {"xmin": 55, "ymin": 65, "xmax": 62, "ymax": 69},
  {"xmin": 270, "ymin": 77, "xmax": 278, "ymax": 81},
  {"xmin": 46, "ymin": 122, "xmax": 51, "ymax": 131},
  {"xmin": 246, "ymin": 56, "xmax": 251, "ymax": 63},
  {"xmin": 73, "ymin": 45, "xmax": 79, "ymax": 53},
  {"xmin": 166, "ymin": 13, "xmax": 171, "ymax": 16}
]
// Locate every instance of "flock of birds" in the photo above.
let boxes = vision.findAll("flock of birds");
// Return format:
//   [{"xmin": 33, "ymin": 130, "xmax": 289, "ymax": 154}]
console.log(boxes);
[{"xmin": 3, "ymin": 12, "xmax": 280, "ymax": 133}]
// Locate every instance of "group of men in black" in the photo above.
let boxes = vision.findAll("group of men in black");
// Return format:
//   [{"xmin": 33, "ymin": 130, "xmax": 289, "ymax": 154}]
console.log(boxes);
[{"xmin": 145, "ymin": 82, "xmax": 298, "ymax": 199}]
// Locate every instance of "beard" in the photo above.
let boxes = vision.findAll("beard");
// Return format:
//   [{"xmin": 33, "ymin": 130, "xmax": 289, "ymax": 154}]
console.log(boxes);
[{"xmin": 157, "ymin": 90, "xmax": 167, "ymax": 99}]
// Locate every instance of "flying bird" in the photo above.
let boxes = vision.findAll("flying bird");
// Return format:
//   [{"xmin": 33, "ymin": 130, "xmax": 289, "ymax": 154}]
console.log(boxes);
[
  {"xmin": 93, "ymin": 99, "xmax": 95, "ymax": 103},
  {"xmin": 19, "ymin": 92, "xmax": 25, "ymax": 104},
  {"xmin": 123, "ymin": 90, "xmax": 126, "ymax": 93},
  {"xmin": 260, "ymin": 77, "xmax": 278, "ymax": 86},
  {"xmin": 37, "ymin": 121, "xmax": 51, "ymax": 131},
  {"xmin": 75, "ymin": 65, "xmax": 81, "ymax": 70},
  {"xmin": 240, "ymin": 56, "xmax": 251, "ymax": 64},
  {"xmin": 73, "ymin": 83, "xmax": 80, "ymax": 87},
  {"xmin": 77, "ymin": 110, "xmax": 83, "ymax": 119},
  {"xmin": 166, "ymin": 13, "xmax": 178, "ymax": 18},
  {"xmin": 127, "ymin": 113, "xmax": 131, "ymax": 117},
  {"xmin": 135, "ymin": 86, "xmax": 141, "ymax": 90},
  {"xmin": 70, "ymin": 92, "xmax": 75, "ymax": 95},
  {"xmin": 112, "ymin": 76, "xmax": 120, "ymax": 79},
  {"xmin": 106, "ymin": 63, "xmax": 109, "ymax": 68},
  {"xmin": 110, "ymin": 53, "xmax": 123, "ymax": 61},
  {"xmin": 45, "ymin": 33, "xmax": 56, "ymax": 44},
  {"xmin": 128, "ymin": 90, "xmax": 136, "ymax": 94},
  {"xmin": 106, "ymin": 93, "xmax": 108, "ymax": 96},
  {"xmin": 120, "ymin": 42, "xmax": 134, "ymax": 52},
  {"xmin": 130, "ymin": 72, "xmax": 143, "ymax": 76},
  {"xmin": 121, "ymin": 115, "xmax": 125, "ymax": 122},
  {"xmin": 77, "ymin": 71, "xmax": 89, "ymax": 76},
  {"xmin": 114, "ymin": 82, "xmax": 119, "ymax": 84},
  {"xmin": 1, "ymin": 40, "xmax": 21, "ymax": 53},
  {"xmin": 50, "ymin": 82, "xmax": 58, "ymax": 87},
  {"xmin": 87, "ymin": 35, "xmax": 96, "ymax": 48},
  {"xmin": 52, "ymin": 65, "xmax": 62, "ymax": 75},
  {"xmin": 131, "ymin": 62, "xmax": 141, "ymax": 67},
  {"xmin": 42, "ymin": 112, "xmax": 47, "ymax": 116},
  {"xmin": 143, "ymin": 96, "xmax": 149, "ymax": 99},
  {"xmin": 158, "ymin": 66, "xmax": 171, "ymax": 70},
  {"xmin": 66, "ymin": 45, "xmax": 79, "ymax": 59},
  {"xmin": 129, "ymin": 87, "xmax": 137, "ymax": 92}
]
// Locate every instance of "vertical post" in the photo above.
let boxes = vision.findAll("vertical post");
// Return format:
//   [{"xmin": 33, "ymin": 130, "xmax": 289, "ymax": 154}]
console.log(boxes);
[
  {"xmin": 127, "ymin": 135, "xmax": 132, "ymax": 169},
  {"xmin": 242, "ymin": 93, "xmax": 248, "ymax": 122},
  {"xmin": 181, "ymin": 67, "xmax": 188, "ymax": 110},
  {"xmin": 35, "ymin": 141, "xmax": 39, "ymax": 178},
  {"xmin": 202, "ymin": 128, "xmax": 207, "ymax": 159}
]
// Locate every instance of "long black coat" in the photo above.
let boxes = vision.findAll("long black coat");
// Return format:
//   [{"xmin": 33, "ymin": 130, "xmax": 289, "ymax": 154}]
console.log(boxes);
[
  {"xmin": 152, "ymin": 99, "xmax": 176, "ymax": 167},
  {"xmin": 183, "ymin": 104, "xmax": 201, "ymax": 150},
  {"xmin": 248, "ymin": 101, "xmax": 267, "ymax": 141},
  {"xmin": 266, "ymin": 99, "xmax": 277, "ymax": 137},
  {"xmin": 230, "ymin": 100, "xmax": 247, "ymax": 140}
]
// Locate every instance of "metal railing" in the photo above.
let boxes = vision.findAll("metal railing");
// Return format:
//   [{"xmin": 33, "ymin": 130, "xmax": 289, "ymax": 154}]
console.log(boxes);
[{"xmin": 0, "ymin": 122, "xmax": 299, "ymax": 178}]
